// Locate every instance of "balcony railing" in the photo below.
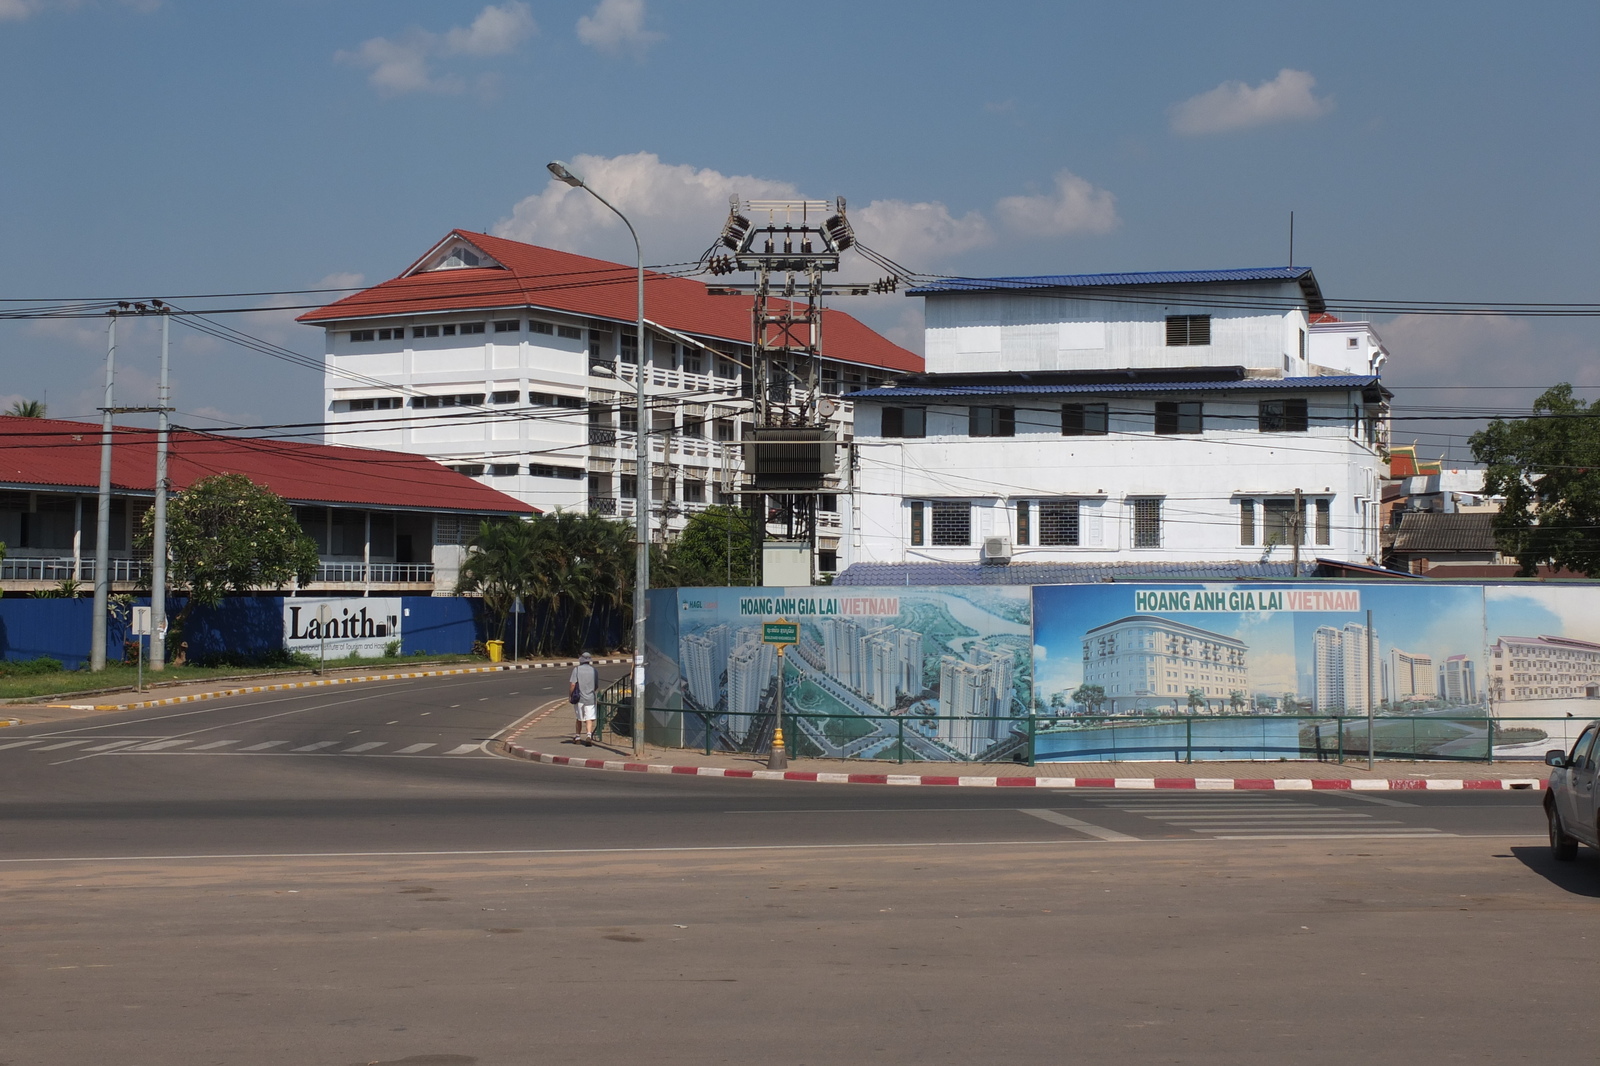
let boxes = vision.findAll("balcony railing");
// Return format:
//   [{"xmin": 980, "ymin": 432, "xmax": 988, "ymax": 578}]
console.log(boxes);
[
  {"xmin": 312, "ymin": 563, "xmax": 435, "ymax": 584},
  {"xmin": 0, "ymin": 556, "xmax": 149, "ymax": 582},
  {"xmin": 588, "ymin": 496, "xmax": 617, "ymax": 515}
]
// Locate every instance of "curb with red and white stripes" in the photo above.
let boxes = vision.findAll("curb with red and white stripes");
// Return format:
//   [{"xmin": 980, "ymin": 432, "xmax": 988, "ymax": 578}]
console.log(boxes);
[{"xmin": 498, "ymin": 743, "xmax": 1546, "ymax": 791}]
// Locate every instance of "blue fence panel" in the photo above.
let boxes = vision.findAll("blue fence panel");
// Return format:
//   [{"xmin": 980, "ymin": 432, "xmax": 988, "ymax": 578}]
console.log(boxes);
[
  {"xmin": 0, "ymin": 599, "xmax": 95, "ymax": 668},
  {"xmin": 401, "ymin": 597, "xmax": 483, "ymax": 656},
  {"xmin": 181, "ymin": 597, "xmax": 286, "ymax": 665}
]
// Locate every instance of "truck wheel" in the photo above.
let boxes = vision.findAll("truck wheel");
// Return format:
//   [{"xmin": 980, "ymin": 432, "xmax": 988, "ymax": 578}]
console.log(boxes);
[{"xmin": 1549, "ymin": 803, "xmax": 1579, "ymax": 861}]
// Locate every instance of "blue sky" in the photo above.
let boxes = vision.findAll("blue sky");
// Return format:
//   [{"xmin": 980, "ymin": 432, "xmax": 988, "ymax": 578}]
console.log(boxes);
[{"xmin": 2, "ymin": 1, "xmax": 1595, "ymax": 454}]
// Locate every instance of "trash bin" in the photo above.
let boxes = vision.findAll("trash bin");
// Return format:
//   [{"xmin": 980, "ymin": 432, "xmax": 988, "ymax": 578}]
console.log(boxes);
[{"xmin": 485, "ymin": 640, "xmax": 504, "ymax": 663}]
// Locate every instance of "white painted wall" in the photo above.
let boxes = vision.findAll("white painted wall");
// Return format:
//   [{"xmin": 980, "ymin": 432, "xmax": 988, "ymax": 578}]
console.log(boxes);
[
  {"xmin": 923, "ymin": 282, "xmax": 1314, "ymax": 376},
  {"xmin": 847, "ymin": 386, "xmax": 1385, "ymax": 567}
]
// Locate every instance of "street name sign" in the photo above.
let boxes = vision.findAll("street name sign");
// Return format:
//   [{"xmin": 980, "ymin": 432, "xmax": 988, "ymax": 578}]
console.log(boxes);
[{"xmin": 762, "ymin": 621, "xmax": 799, "ymax": 646}]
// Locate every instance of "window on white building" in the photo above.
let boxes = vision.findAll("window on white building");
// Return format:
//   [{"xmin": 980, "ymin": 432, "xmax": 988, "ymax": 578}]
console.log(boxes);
[
  {"xmin": 529, "ymin": 320, "xmax": 554, "ymax": 335},
  {"xmin": 1240, "ymin": 499, "xmax": 1255, "ymax": 545},
  {"xmin": 349, "ymin": 330, "xmax": 375, "ymax": 342},
  {"xmin": 1132, "ymin": 498, "xmax": 1162, "ymax": 548},
  {"xmin": 969, "ymin": 406, "xmax": 1015, "ymax": 437},
  {"xmin": 528, "ymin": 464, "xmax": 584, "ymax": 480},
  {"xmin": 557, "ymin": 324, "xmax": 583, "ymax": 340},
  {"xmin": 1039, "ymin": 499, "xmax": 1081, "ymax": 546},
  {"xmin": 377, "ymin": 327, "xmax": 404, "ymax": 341},
  {"xmin": 1154, "ymin": 401, "xmax": 1202, "ymax": 435},
  {"xmin": 348, "ymin": 397, "xmax": 403, "ymax": 412},
  {"xmin": 461, "ymin": 322, "xmax": 486, "ymax": 335},
  {"xmin": 1259, "ymin": 398, "xmax": 1309, "ymax": 432},
  {"xmin": 449, "ymin": 464, "xmax": 486, "ymax": 477},
  {"xmin": 881, "ymin": 406, "xmax": 926, "ymax": 438},
  {"xmin": 930, "ymin": 501, "xmax": 971, "ymax": 546},
  {"xmin": 412, "ymin": 394, "xmax": 485, "ymax": 408},
  {"xmin": 413, "ymin": 325, "xmax": 440, "ymax": 338},
  {"xmin": 1165, "ymin": 315, "xmax": 1211, "ymax": 346},
  {"xmin": 490, "ymin": 464, "xmax": 519, "ymax": 477},
  {"xmin": 490, "ymin": 391, "xmax": 519, "ymax": 405},
  {"xmin": 528, "ymin": 392, "xmax": 584, "ymax": 409},
  {"xmin": 493, "ymin": 320, "xmax": 521, "ymax": 333},
  {"xmin": 1062, "ymin": 403, "xmax": 1108, "ymax": 436},
  {"xmin": 683, "ymin": 479, "xmax": 705, "ymax": 503}
]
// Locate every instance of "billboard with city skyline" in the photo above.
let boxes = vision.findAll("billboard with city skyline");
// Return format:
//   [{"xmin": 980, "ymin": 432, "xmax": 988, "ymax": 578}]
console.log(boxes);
[
  {"xmin": 648, "ymin": 586, "xmax": 1033, "ymax": 762},
  {"xmin": 1031, "ymin": 582, "xmax": 1493, "ymax": 762}
]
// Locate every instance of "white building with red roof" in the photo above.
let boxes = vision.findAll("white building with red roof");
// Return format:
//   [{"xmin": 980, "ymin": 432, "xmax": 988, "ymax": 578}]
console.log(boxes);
[
  {"xmin": 0, "ymin": 416, "xmax": 532, "ymax": 597},
  {"xmin": 298, "ymin": 230, "xmax": 921, "ymax": 570}
]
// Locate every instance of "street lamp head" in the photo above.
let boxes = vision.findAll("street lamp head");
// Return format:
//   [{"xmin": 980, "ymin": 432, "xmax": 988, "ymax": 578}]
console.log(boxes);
[
  {"xmin": 589, "ymin": 363, "xmax": 617, "ymax": 377},
  {"xmin": 546, "ymin": 160, "xmax": 584, "ymax": 188}
]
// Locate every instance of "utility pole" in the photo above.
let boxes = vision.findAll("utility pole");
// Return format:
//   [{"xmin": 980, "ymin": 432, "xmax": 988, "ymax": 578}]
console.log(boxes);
[
  {"xmin": 149, "ymin": 304, "xmax": 172, "ymax": 671},
  {"xmin": 1290, "ymin": 488, "xmax": 1304, "ymax": 578},
  {"xmin": 90, "ymin": 311, "xmax": 117, "ymax": 671}
]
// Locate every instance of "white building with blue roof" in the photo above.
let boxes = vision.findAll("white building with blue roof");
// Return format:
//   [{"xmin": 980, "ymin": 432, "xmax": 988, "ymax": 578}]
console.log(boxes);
[{"xmin": 841, "ymin": 266, "xmax": 1391, "ymax": 576}]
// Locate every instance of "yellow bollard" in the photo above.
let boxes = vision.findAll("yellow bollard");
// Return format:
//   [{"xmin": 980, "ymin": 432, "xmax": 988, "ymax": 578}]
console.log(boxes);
[{"xmin": 768, "ymin": 725, "xmax": 788, "ymax": 770}]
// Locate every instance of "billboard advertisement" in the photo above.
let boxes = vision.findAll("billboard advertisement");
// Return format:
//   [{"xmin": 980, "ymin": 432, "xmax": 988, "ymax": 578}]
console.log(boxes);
[
  {"xmin": 1484, "ymin": 586, "xmax": 1600, "ymax": 756},
  {"xmin": 654, "ymin": 586, "xmax": 1032, "ymax": 761},
  {"xmin": 283, "ymin": 597, "xmax": 402, "ymax": 659},
  {"xmin": 1031, "ymin": 582, "xmax": 1495, "ymax": 762}
]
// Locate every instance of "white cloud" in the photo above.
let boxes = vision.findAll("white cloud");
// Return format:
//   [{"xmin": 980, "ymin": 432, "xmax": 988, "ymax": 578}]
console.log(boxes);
[
  {"xmin": 1169, "ymin": 68, "xmax": 1333, "ymax": 136},
  {"xmin": 994, "ymin": 169, "xmax": 1119, "ymax": 237},
  {"xmin": 445, "ymin": 2, "xmax": 535, "ymax": 56},
  {"xmin": 576, "ymin": 0, "xmax": 662, "ymax": 55},
  {"xmin": 337, "ymin": 4, "xmax": 536, "ymax": 96},
  {"xmin": 496, "ymin": 152, "xmax": 1112, "ymax": 286},
  {"xmin": 853, "ymin": 199, "xmax": 994, "ymax": 265},
  {"xmin": 1, "ymin": 0, "xmax": 158, "ymax": 20},
  {"xmin": 318, "ymin": 271, "xmax": 366, "ymax": 291},
  {"xmin": 496, "ymin": 152, "xmax": 799, "ymax": 263}
]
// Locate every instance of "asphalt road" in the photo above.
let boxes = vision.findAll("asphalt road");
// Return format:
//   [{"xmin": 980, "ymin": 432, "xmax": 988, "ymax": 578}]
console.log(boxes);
[{"xmin": 2, "ymin": 669, "xmax": 1592, "ymax": 1065}]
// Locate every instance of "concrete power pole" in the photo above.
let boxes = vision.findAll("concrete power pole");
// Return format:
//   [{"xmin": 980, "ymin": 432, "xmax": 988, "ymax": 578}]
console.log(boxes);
[
  {"xmin": 149, "ymin": 306, "xmax": 171, "ymax": 670},
  {"xmin": 90, "ymin": 312, "xmax": 117, "ymax": 671}
]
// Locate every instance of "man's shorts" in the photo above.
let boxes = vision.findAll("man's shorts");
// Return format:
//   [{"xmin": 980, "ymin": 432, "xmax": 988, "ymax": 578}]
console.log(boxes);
[{"xmin": 577, "ymin": 702, "xmax": 597, "ymax": 722}]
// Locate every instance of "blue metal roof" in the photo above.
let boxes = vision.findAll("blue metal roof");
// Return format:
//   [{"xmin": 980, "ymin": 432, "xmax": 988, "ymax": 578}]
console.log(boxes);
[
  {"xmin": 909, "ymin": 265, "xmax": 1320, "ymax": 297},
  {"xmin": 852, "ymin": 375, "xmax": 1379, "ymax": 401}
]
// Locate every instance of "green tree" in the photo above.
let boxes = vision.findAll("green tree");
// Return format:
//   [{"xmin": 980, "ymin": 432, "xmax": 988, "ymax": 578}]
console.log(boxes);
[
  {"xmin": 6, "ymin": 399, "xmax": 46, "ymax": 417},
  {"xmin": 657, "ymin": 506, "xmax": 756, "ymax": 587},
  {"xmin": 1228, "ymin": 689, "xmax": 1246, "ymax": 713},
  {"xmin": 1186, "ymin": 687, "xmax": 1207, "ymax": 713},
  {"xmin": 1070, "ymin": 683, "xmax": 1106, "ymax": 713},
  {"xmin": 137, "ymin": 473, "xmax": 320, "ymax": 636},
  {"xmin": 1472, "ymin": 384, "xmax": 1600, "ymax": 575},
  {"xmin": 455, "ymin": 518, "xmax": 536, "ymax": 645}
]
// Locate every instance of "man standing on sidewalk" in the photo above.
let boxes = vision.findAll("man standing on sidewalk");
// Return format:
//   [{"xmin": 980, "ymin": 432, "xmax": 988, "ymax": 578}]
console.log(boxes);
[{"xmin": 569, "ymin": 652, "xmax": 599, "ymax": 744}]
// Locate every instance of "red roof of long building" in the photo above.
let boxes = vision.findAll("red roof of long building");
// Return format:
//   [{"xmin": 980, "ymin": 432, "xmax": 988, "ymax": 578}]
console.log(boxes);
[
  {"xmin": 297, "ymin": 230, "xmax": 922, "ymax": 374},
  {"xmin": 0, "ymin": 417, "xmax": 535, "ymax": 514}
]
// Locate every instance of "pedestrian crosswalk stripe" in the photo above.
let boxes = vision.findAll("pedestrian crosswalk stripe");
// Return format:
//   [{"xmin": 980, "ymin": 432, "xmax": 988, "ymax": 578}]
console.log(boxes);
[
  {"xmin": 292, "ymin": 741, "xmax": 339, "ymax": 752},
  {"xmin": 443, "ymin": 743, "xmax": 481, "ymax": 755},
  {"xmin": 189, "ymin": 740, "xmax": 237, "ymax": 750},
  {"xmin": 239, "ymin": 741, "xmax": 287, "ymax": 751},
  {"xmin": 34, "ymin": 740, "xmax": 92, "ymax": 750},
  {"xmin": 133, "ymin": 739, "xmax": 192, "ymax": 751},
  {"xmin": 395, "ymin": 743, "xmax": 435, "ymax": 754},
  {"xmin": 0, "ymin": 739, "xmax": 42, "ymax": 750},
  {"xmin": 343, "ymin": 742, "xmax": 385, "ymax": 753},
  {"xmin": 85, "ymin": 740, "xmax": 139, "ymax": 751}
]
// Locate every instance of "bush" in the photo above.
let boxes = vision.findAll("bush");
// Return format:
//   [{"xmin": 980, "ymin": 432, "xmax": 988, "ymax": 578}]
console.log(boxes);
[
  {"xmin": 0, "ymin": 657, "xmax": 64, "ymax": 677},
  {"xmin": 384, "ymin": 639, "xmax": 401, "ymax": 658}
]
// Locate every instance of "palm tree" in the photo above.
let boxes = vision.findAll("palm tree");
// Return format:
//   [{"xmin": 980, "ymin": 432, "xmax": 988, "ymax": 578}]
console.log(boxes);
[
  {"xmin": 455, "ymin": 519, "xmax": 537, "ymax": 646},
  {"xmin": 6, "ymin": 399, "xmax": 46, "ymax": 418}
]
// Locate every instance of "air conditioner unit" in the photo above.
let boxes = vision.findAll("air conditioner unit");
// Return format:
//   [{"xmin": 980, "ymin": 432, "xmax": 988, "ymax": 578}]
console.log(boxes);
[{"xmin": 982, "ymin": 537, "xmax": 1012, "ymax": 564}]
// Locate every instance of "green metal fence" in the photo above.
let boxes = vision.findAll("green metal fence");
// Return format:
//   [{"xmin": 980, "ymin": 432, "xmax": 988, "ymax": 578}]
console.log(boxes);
[{"xmin": 600, "ymin": 704, "xmax": 1578, "ymax": 765}]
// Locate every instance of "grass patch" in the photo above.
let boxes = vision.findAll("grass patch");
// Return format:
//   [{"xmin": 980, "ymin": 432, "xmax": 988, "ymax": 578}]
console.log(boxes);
[{"xmin": 0, "ymin": 652, "xmax": 485, "ymax": 702}]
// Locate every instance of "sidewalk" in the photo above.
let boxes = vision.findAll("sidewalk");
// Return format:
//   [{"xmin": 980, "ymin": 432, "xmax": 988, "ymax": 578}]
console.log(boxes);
[
  {"xmin": 1, "ymin": 656, "xmax": 630, "ymax": 727},
  {"xmin": 499, "ymin": 702, "xmax": 1550, "ymax": 791}
]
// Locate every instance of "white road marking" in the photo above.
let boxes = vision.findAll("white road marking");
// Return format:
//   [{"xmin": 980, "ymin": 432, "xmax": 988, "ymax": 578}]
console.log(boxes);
[
  {"xmin": 238, "ymin": 741, "xmax": 288, "ymax": 751},
  {"xmin": 443, "ymin": 743, "xmax": 482, "ymax": 755},
  {"xmin": 84, "ymin": 740, "xmax": 138, "ymax": 752},
  {"xmin": 188, "ymin": 741, "xmax": 238, "ymax": 751},
  {"xmin": 0, "ymin": 739, "xmax": 43, "ymax": 750},
  {"xmin": 34, "ymin": 740, "xmax": 93, "ymax": 751},
  {"xmin": 395, "ymin": 743, "xmax": 436, "ymax": 754},
  {"xmin": 131, "ymin": 740, "xmax": 193, "ymax": 751},
  {"xmin": 1321, "ymin": 790, "xmax": 1418, "ymax": 807},
  {"xmin": 1214, "ymin": 831, "xmax": 1450, "ymax": 839},
  {"xmin": 1156, "ymin": 813, "xmax": 1380, "ymax": 822},
  {"xmin": 343, "ymin": 742, "xmax": 385, "ymax": 753},
  {"xmin": 292, "ymin": 741, "xmax": 339, "ymax": 752},
  {"xmin": 1018, "ymin": 809, "xmax": 1138, "ymax": 842}
]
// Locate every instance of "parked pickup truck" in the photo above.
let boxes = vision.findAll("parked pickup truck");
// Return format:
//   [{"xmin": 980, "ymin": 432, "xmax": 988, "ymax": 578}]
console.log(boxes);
[{"xmin": 1545, "ymin": 720, "xmax": 1600, "ymax": 860}]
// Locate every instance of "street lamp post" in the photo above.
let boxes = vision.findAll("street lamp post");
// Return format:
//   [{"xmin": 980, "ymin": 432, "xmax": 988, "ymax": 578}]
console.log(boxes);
[{"xmin": 548, "ymin": 160, "xmax": 647, "ymax": 757}]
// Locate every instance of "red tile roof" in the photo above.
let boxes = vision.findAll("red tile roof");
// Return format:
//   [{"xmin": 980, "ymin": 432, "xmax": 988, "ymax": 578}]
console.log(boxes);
[
  {"xmin": 0, "ymin": 417, "xmax": 535, "ymax": 514},
  {"xmin": 297, "ymin": 230, "xmax": 923, "ymax": 374}
]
